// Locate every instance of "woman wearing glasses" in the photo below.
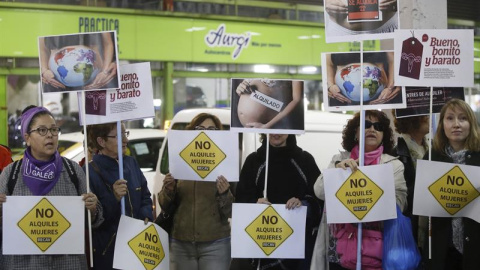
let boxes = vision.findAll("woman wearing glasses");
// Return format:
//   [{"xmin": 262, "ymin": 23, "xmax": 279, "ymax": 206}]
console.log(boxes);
[
  {"xmin": 0, "ymin": 105, "xmax": 103, "ymax": 269},
  {"xmin": 86, "ymin": 122, "xmax": 153, "ymax": 270},
  {"xmin": 311, "ymin": 110, "xmax": 407, "ymax": 270},
  {"xmin": 158, "ymin": 113, "xmax": 234, "ymax": 270}
]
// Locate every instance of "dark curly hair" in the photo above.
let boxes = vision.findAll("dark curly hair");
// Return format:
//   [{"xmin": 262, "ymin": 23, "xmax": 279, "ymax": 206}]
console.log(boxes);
[
  {"xmin": 392, "ymin": 109, "xmax": 428, "ymax": 134},
  {"xmin": 342, "ymin": 110, "xmax": 395, "ymax": 155}
]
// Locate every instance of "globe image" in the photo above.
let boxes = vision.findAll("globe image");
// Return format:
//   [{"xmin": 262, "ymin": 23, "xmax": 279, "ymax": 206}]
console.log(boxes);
[
  {"xmin": 334, "ymin": 63, "xmax": 386, "ymax": 102},
  {"xmin": 48, "ymin": 46, "xmax": 99, "ymax": 87}
]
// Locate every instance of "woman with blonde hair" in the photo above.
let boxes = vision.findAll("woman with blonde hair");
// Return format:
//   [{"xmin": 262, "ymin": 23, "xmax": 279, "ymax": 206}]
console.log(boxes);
[{"xmin": 425, "ymin": 99, "xmax": 480, "ymax": 270}]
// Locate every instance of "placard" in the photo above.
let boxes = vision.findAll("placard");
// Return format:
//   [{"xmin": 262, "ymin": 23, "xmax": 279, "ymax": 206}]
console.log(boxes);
[
  {"xmin": 394, "ymin": 29, "xmax": 474, "ymax": 87},
  {"xmin": 79, "ymin": 62, "xmax": 155, "ymax": 125},
  {"xmin": 113, "ymin": 216, "xmax": 169, "ymax": 270},
  {"xmin": 323, "ymin": 164, "xmax": 397, "ymax": 223},
  {"xmin": 323, "ymin": 0, "xmax": 399, "ymax": 43},
  {"xmin": 231, "ymin": 203, "xmax": 306, "ymax": 258},
  {"xmin": 230, "ymin": 79, "xmax": 305, "ymax": 134},
  {"xmin": 413, "ymin": 160, "xmax": 480, "ymax": 223},
  {"xmin": 39, "ymin": 31, "xmax": 120, "ymax": 93},
  {"xmin": 321, "ymin": 51, "xmax": 406, "ymax": 111},
  {"xmin": 395, "ymin": 87, "xmax": 465, "ymax": 118},
  {"xmin": 168, "ymin": 130, "xmax": 239, "ymax": 181},
  {"xmin": 3, "ymin": 196, "xmax": 84, "ymax": 254}
]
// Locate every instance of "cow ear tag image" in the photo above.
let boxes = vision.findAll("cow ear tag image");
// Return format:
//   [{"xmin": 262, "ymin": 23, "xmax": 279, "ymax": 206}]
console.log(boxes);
[
  {"xmin": 86, "ymin": 90, "xmax": 107, "ymax": 116},
  {"xmin": 399, "ymin": 32, "xmax": 423, "ymax": 80}
]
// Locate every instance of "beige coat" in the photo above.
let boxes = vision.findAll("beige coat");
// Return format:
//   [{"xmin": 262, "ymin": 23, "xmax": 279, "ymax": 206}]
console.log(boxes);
[{"xmin": 310, "ymin": 152, "xmax": 407, "ymax": 270}]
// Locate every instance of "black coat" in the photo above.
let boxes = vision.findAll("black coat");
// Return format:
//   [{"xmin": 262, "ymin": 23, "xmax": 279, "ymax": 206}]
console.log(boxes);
[
  {"xmin": 426, "ymin": 149, "xmax": 480, "ymax": 270},
  {"xmin": 235, "ymin": 135, "xmax": 321, "ymax": 270},
  {"xmin": 394, "ymin": 137, "xmax": 420, "ymax": 242}
]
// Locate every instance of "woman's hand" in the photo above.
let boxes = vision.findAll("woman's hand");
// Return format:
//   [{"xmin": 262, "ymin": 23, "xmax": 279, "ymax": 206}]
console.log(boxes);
[
  {"xmin": 336, "ymin": 158, "xmax": 359, "ymax": 171},
  {"xmin": 369, "ymin": 86, "xmax": 401, "ymax": 105},
  {"xmin": 236, "ymin": 80, "xmax": 253, "ymax": 96},
  {"xmin": 82, "ymin": 192, "xmax": 98, "ymax": 213},
  {"xmin": 328, "ymin": 84, "xmax": 352, "ymax": 104},
  {"xmin": 325, "ymin": 0, "xmax": 348, "ymax": 14},
  {"xmin": 285, "ymin": 197, "xmax": 302, "ymax": 210},
  {"xmin": 163, "ymin": 173, "xmax": 176, "ymax": 193},
  {"xmin": 113, "ymin": 179, "xmax": 128, "ymax": 201},
  {"xmin": 0, "ymin": 193, "xmax": 6, "ymax": 206},
  {"xmin": 257, "ymin": 198, "xmax": 271, "ymax": 205},
  {"xmin": 42, "ymin": 69, "xmax": 66, "ymax": 89},
  {"xmin": 85, "ymin": 62, "xmax": 117, "ymax": 90},
  {"xmin": 216, "ymin": 175, "xmax": 230, "ymax": 194}
]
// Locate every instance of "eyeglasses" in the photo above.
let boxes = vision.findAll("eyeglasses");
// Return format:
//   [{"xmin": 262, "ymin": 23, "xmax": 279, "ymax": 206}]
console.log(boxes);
[
  {"xmin": 365, "ymin": 120, "xmax": 383, "ymax": 132},
  {"xmin": 105, "ymin": 131, "xmax": 130, "ymax": 139},
  {"xmin": 29, "ymin": 127, "xmax": 61, "ymax": 136},
  {"xmin": 195, "ymin": 126, "xmax": 218, "ymax": 131}
]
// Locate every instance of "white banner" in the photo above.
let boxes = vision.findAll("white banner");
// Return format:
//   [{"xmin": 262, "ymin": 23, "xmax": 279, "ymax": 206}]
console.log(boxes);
[
  {"xmin": 231, "ymin": 203, "xmax": 306, "ymax": 259},
  {"xmin": 168, "ymin": 130, "xmax": 239, "ymax": 182},
  {"xmin": 323, "ymin": 164, "xmax": 397, "ymax": 223},
  {"xmin": 394, "ymin": 29, "xmax": 474, "ymax": 87},
  {"xmin": 413, "ymin": 160, "xmax": 480, "ymax": 223},
  {"xmin": 3, "ymin": 196, "xmax": 84, "ymax": 255},
  {"xmin": 113, "ymin": 216, "xmax": 170, "ymax": 270},
  {"xmin": 79, "ymin": 62, "xmax": 155, "ymax": 125}
]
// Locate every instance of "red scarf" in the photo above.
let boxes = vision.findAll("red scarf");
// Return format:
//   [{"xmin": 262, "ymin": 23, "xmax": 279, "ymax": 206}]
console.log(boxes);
[{"xmin": 350, "ymin": 144, "xmax": 383, "ymax": 166}]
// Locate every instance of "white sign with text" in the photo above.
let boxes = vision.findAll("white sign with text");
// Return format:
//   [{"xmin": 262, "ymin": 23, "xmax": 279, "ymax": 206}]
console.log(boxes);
[
  {"xmin": 323, "ymin": 164, "xmax": 397, "ymax": 223},
  {"xmin": 168, "ymin": 130, "xmax": 239, "ymax": 181},
  {"xmin": 79, "ymin": 62, "xmax": 155, "ymax": 125},
  {"xmin": 3, "ymin": 196, "xmax": 84, "ymax": 254}
]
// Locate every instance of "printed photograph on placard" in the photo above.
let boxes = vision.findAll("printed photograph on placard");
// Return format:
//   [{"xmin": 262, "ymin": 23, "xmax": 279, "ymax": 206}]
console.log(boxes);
[
  {"xmin": 347, "ymin": 0, "xmax": 380, "ymax": 22},
  {"xmin": 38, "ymin": 31, "xmax": 120, "ymax": 93},
  {"xmin": 322, "ymin": 51, "xmax": 406, "ymax": 111},
  {"xmin": 230, "ymin": 79, "xmax": 305, "ymax": 134},
  {"xmin": 324, "ymin": 0, "xmax": 399, "ymax": 43}
]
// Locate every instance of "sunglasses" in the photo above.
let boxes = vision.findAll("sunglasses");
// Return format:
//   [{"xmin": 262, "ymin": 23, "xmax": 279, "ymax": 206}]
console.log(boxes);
[{"xmin": 365, "ymin": 120, "xmax": 383, "ymax": 132}]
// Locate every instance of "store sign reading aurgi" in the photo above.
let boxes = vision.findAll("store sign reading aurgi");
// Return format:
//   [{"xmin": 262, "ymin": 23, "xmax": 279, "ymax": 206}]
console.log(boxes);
[{"xmin": 180, "ymin": 132, "xmax": 226, "ymax": 178}]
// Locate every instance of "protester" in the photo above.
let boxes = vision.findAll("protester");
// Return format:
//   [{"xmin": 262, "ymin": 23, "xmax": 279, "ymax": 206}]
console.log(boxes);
[
  {"xmin": 0, "ymin": 105, "xmax": 102, "ymax": 269},
  {"xmin": 392, "ymin": 112, "xmax": 429, "ymax": 252},
  {"xmin": 158, "ymin": 113, "xmax": 234, "ymax": 270},
  {"xmin": 86, "ymin": 122, "xmax": 153, "ymax": 269},
  {"xmin": 0, "ymin": 144, "xmax": 12, "ymax": 173},
  {"xmin": 310, "ymin": 110, "xmax": 407, "ymax": 270},
  {"xmin": 423, "ymin": 99, "xmax": 480, "ymax": 270},
  {"xmin": 235, "ymin": 133, "xmax": 321, "ymax": 270}
]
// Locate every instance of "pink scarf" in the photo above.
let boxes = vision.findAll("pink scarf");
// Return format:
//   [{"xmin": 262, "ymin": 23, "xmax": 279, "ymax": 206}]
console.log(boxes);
[{"xmin": 350, "ymin": 144, "xmax": 383, "ymax": 166}]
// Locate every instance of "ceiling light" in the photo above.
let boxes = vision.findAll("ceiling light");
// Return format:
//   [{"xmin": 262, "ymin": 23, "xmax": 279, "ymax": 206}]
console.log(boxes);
[{"xmin": 254, "ymin": 65, "xmax": 275, "ymax": 73}]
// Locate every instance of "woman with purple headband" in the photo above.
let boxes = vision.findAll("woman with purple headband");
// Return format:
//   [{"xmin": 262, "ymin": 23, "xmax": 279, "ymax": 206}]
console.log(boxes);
[{"xmin": 0, "ymin": 105, "xmax": 104, "ymax": 270}]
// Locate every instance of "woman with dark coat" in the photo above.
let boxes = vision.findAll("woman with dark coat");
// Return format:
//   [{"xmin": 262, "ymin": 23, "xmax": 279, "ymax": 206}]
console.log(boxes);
[
  {"xmin": 236, "ymin": 134, "xmax": 321, "ymax": 270},
  {"xmin": 86, "ymin": 122, "xmax": 153, "ymax": 269},
  {"xmin": 423, "ymin": 99, "xmax": 480, "ymax": 270}
]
